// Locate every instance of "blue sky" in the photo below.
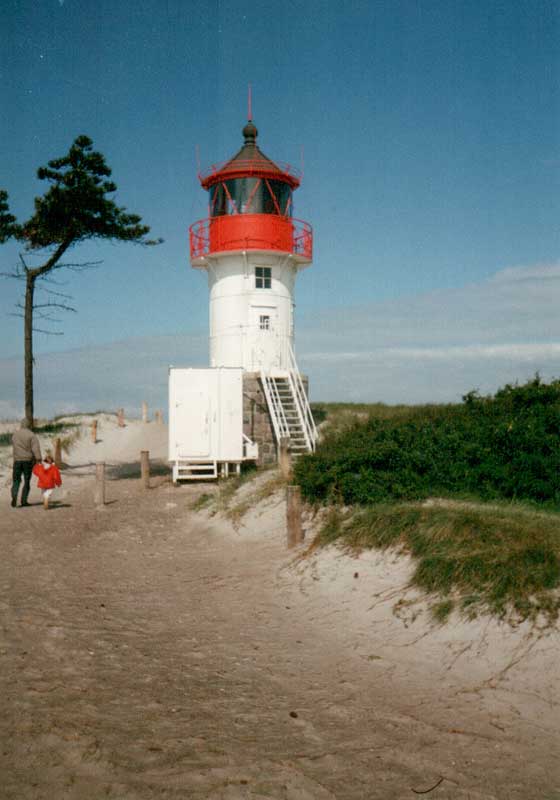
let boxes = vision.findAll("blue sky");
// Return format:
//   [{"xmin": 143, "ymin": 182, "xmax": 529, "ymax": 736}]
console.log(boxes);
[{"xmin": 1, "ymin": 0, "xmax": 559, "ymax": 416}]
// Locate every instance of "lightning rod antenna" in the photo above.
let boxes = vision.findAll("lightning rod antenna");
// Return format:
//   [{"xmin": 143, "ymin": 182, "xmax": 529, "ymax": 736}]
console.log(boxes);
[{"xmin": 248, "ymin": 84, "xmax": 252, "ymax": 121}]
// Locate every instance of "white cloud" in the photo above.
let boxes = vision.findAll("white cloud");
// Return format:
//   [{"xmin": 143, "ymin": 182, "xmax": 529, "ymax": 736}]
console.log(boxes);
[
  {"xmin": 297, "ymin": 262, "xmax": 560, "ymax": 401},
  {"xmin": 488, "ymin": 263, "xmax": 560, "ymax": 284},
  {"xmin": 307, "ymin": 342, "xmax": 560, "ymax": 363}
]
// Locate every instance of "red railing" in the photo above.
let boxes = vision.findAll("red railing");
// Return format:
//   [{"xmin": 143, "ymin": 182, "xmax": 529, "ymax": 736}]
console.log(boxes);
[
  {"xmin": 189, "ymin": 215, "xmax": 313, "ymax": 262},
  {"xmin": 199, "ymin": 159, "xmax": 301, "ymax": 188}
]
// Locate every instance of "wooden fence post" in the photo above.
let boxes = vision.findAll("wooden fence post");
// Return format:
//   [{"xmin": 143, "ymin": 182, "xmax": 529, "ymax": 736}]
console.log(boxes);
[
  {"xmin": 141, "ymin": 450, "xmax": 150, "ymax": 490},
  {"xmin": 54, "ymin": 438, "xmax": 62, "ymax": 469},
  {"xmin": 279, "ymin": 437, "xmax": 291, "ymax": 480},
  {"xmin": 142, "ymin": 402, "xmax": 148, "ymax": 423},
  {"xmin": 117, "ymin": 408, "xmax": 125, "ymax": 427},
  {"xmin": 286, "ymin": 484, "xmax": 303, "ymax": 548},
  {"xmin": 91, "ymin": 419, "xmax": 97, "ymax": 443},
  {"xmin": 94, "ymin": 462, "xmax": 105, "ymax": 506}
]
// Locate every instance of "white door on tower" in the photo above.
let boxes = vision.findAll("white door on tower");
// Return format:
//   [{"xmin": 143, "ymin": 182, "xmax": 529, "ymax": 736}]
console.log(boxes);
[{"xmin": 249, "ymin": 305, "xmax": 280, "ymax": 371}]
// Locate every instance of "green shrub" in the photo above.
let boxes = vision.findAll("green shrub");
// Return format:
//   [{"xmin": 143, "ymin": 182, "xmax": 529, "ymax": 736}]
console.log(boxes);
[{"xmin": 295, "ymin": 376, "xmax": 560, "ymax": 507}]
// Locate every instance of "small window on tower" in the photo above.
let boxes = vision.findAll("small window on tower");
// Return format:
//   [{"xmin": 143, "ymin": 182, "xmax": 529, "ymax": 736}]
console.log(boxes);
[
  {"xmin": 255, "ymin": 267, "xmax": 271, "ymax": 289},
  {"xmin": 259, "ymin": 315, "xmax": 271, "ymax": 330}
]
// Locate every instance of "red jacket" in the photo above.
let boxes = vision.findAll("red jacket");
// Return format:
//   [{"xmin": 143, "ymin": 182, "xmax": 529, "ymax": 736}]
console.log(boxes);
[{"xmin": 33, "ymin": 462, "xmax": 62, "ymax": 490}]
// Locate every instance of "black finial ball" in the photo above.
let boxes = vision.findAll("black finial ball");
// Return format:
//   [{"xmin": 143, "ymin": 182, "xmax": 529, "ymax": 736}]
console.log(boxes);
[{"xmin": 243, "ymin": 121, "xmax": 258, "ymax": 143}]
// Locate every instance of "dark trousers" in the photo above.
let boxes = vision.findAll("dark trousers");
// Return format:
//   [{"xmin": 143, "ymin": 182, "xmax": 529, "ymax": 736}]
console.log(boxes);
[{"xmin": 12, "ymin": 460, "xmax": 33, "ymax": 505}]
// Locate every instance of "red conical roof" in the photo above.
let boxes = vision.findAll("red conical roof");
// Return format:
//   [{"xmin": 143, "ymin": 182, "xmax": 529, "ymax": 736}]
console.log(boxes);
[{"xmin": 199, "ymin": 121, "xmax": 301, "ymax": 190}]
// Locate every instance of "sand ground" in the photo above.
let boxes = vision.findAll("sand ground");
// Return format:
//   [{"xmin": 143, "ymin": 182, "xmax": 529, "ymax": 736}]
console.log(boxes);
[{"xmin": 0, "ymin": 416, "xmax": 559, "ymax": 799}]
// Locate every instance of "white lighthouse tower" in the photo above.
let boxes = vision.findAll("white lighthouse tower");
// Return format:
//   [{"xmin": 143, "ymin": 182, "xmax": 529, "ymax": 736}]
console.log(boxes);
[
  {"xmin": 191, "ymin": 117, "xmax": 313, "ymax": 374},
  {"xmin": 169, "ymin": 116, "xmax": 317, "ymax": 480}
]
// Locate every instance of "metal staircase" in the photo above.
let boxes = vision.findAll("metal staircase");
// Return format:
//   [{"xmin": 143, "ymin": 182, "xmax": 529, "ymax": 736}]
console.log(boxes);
[{"xmin": 260, "ymin": 345, "xmax": 318, "ymax": 457}]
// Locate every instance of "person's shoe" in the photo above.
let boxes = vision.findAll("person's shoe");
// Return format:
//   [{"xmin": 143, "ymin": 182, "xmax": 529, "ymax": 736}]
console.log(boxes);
[
  {"xmin": 11, "ymin": 497, "xmax": 17, "ymax": 508},
  {"xmin": 20, "ymin": 501, "xmax": 30, "ymax": 507}
]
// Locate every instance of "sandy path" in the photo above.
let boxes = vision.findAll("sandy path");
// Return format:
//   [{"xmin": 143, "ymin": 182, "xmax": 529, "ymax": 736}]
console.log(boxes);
[{"xmin": 0, "ymin": 424, "xmax": 558, "ymax": 798}]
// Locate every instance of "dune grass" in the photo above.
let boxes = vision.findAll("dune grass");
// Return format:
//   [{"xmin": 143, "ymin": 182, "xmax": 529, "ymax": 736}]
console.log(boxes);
[
  {"xmin": 311, "ymin": 400, "xmax": 449, "ymax": 439},
  {"xmin": 312, "ymin": 400, "xmax": 448, "ymax": 422},
  {"xmin": 0, "ymin": 421, "xmax": 80, "ymax": 446},
  {"xmin": 52, "ymin": 410, "xmax": 112, "ymax": 421},
  {"xmin": 36, "ymin": 421, "xmax": 80, "ymax": 434},
  {"xmin": 224, "ymin": 471, "xmax": 286, "ymax": 525},
  {"xmin": 189, "ymin": 464, "xmax": 259, "ymax": 514},
  {"xmin": 317, "ymin": 500, "xmax": 560, "ymax": 623},
  {"xmin": 191, "ymin": 492, "xmax": 214, "ymax": 511},
  {"xmin": 191, "ymin": 466, "xmax": 286, "ymax": 526},
  {"xmin": 0, "ymin": 420, "xmax": 82, "ymax": 454}
]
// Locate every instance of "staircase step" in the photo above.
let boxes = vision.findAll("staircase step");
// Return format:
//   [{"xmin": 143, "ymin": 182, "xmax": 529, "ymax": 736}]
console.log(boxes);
[{"xmin": 262, "ymin": 372, "xmax": 316, "ymax": 456}]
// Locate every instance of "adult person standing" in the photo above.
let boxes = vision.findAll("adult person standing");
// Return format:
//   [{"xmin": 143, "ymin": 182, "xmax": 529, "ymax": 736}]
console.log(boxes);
[{"xmin": 11, "ymin": 420, "xmax": 42, "ymax": 508}]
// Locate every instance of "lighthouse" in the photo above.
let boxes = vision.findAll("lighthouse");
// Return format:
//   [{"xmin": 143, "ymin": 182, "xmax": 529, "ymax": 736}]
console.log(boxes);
[{"xmin": 169, "ymin": 115, "xmax": 317, "ymax": 480}]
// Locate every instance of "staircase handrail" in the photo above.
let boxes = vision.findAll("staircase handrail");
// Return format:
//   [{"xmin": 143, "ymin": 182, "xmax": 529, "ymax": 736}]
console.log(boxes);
[
  {"xmin": 287, "ymin": 343, "xmax": 318, "ymax": 451},
  {"xmin": 286, "ymin": 370, "xmax": 312, "ymax": 451},
  {"xmin": 260, "ymin": 371, "xmax": 290, "ymax": 443}
]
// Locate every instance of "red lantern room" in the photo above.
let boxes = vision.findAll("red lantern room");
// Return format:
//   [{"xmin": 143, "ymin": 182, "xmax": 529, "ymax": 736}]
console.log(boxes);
[{"xmin": 189, "ymin": 119, "xmax": 313, "ymax": 265}]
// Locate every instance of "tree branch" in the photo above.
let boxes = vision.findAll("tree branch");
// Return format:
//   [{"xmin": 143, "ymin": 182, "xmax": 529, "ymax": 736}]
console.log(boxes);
[
  {"xmin": 33, "ymin": 311, "xmax": 63, "ymax": 323},
  {"xmin": 0, "ymin": 271, "xmax": 26, "ymax": 281},
  {"xmin": 36, "ymin": 285, "xmax": 74, "ymax": 300},
  {"xmin": 32, "ymin": 327, "xmax": 64, "ymax": 336},
  {"xmin": 27, "ymin": 237, "xmax": 74, "ymax": 280},
  {"xmin": 16, "ymin": 300, "xmax": 77, "ymax": 313},
  {"xmin": 19, "ymin": 252, "xmax": 29, "ymax": 273},
  {"xmin": 36, "ymin": 273, "xmax": 69, "ymax": 286},
  {"xmin": 33, "ymin": 301, "xmax": 77, "ymax": 313},
  {"xmin": 49, "ymin": 259, "xmax": 102, "ymax": 271}
]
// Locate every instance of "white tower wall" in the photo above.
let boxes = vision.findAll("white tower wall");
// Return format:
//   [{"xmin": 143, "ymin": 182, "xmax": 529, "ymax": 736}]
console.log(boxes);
[{"xmin": 207, "ymin": 251, "xmax": 297, "ymax": 372}]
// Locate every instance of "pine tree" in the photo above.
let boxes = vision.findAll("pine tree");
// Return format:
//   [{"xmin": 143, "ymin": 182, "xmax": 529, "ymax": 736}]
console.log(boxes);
[
  {"xmin": 0, "ymin": 190, "xmax": 18, "ymax": 243},
  {"xmin": 1, "ymin": 135, "xmax": 161, "ymax": 426}
]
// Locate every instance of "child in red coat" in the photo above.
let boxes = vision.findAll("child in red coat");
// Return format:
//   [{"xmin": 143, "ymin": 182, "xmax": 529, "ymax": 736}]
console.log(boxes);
[{"xmin": 32, "ymin": 452, "xmax": 62, "ymax": 510}]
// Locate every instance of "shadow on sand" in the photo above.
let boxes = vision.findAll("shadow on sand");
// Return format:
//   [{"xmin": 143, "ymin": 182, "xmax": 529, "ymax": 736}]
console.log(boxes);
[
  {"xmin": 107, "ymin": 461, "xmax": 171, "ymax": 480},
  {"xmin": 18, "ymin": 501, "xmax": 73, "ymax": 510}
]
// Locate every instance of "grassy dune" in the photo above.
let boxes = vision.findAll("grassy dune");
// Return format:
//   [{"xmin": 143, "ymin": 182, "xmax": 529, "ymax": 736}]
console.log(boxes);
[
  {"xmin": 317, "ymin": 501, "xmax": 560, "ymax": 623},
  {"xmin": 304, "ymin": 378, "xmax": 560, "ymax": 623}
]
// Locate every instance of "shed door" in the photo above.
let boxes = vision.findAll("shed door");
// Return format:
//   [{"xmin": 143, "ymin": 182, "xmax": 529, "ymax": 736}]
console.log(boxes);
[{"xmin": 175, "ymin": 391, "xmax": 211, "ymax": 457}]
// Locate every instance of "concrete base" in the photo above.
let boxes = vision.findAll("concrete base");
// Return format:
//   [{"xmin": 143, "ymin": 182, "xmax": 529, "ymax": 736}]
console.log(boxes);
[{"xmin": 243, "ymin": 372, "xmax": 276, "ymax": 466}]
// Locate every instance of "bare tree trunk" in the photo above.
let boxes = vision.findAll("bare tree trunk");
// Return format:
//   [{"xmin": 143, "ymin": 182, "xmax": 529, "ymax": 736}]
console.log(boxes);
[
  {"xmin": 24, "ymin": 273, "xmax": 35, "ymax": 428},
  {"xmin": 19, "ymin": 239, "xmax": 73, "ymax": 429}
]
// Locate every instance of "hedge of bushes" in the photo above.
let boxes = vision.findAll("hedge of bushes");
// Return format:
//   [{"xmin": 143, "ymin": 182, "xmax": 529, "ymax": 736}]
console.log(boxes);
[{"xmin": 295, "ymin": 377, "xmax": 560, "ymax": 506}]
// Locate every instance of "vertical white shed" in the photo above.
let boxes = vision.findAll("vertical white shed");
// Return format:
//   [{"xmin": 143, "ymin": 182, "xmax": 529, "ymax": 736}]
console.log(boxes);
[{"xmin": 168, "ymin": 367, "xmax": 256, "ymax": 481}]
